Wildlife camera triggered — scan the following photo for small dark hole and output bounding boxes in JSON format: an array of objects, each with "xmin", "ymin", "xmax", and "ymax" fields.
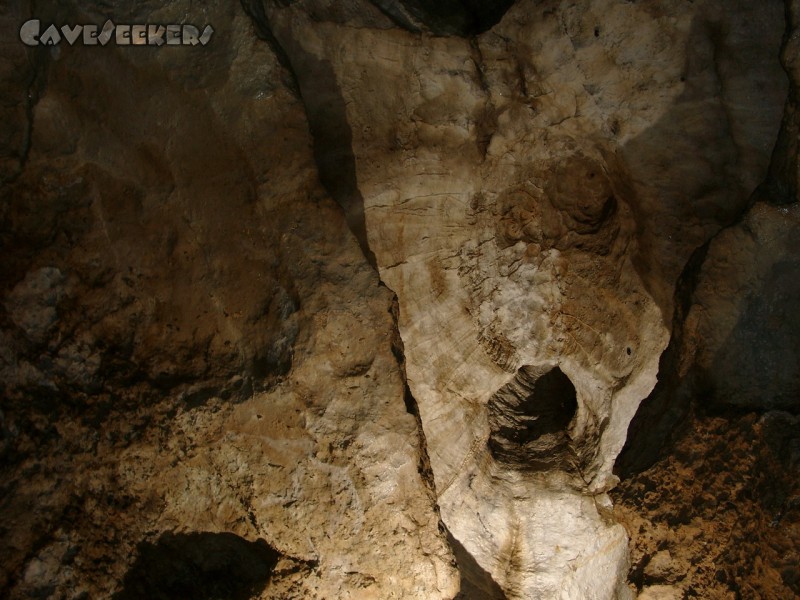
[
  {"xmin": 626, "ymin": 347, "xmax": 632, "ymax": 356},
  {"xmin": 594, "ymin": 27, "xmax": 600, "ymax": 37}
]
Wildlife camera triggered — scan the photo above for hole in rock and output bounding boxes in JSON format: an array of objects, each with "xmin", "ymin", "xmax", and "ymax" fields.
[
  {"xmin": 113, "ymin": 532, "xmax": 280, "ymax": 600},
  {"xmin": 488, "ymin": 365, "xmax": 579, "ymax": 472}
]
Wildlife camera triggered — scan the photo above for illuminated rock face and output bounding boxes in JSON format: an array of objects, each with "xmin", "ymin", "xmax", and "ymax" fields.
[
  {"xmin": 0, "ymin": 2, "xmax": 457, "ymax": 599},
  {"xmin": 260, "ymin": 0, "xmax": 787, "ymax": 597},
  {"xmin": 0, "ymin": 0, "xmax": 794, "ymax": 599}
]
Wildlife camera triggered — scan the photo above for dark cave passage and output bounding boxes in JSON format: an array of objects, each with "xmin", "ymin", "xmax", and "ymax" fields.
[{"xmin": 488, "ymin": 365, "xmax": 579, "ymax": 472}]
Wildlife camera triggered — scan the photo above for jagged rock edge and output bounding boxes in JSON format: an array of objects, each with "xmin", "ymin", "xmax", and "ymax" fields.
[{"xmin": 237, "ymin": 3, "xmax": 461, "ymax": 593}]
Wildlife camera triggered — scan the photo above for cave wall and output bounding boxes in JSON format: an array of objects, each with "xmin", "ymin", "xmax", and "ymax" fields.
[
  {"xmin": 251, "ymin": 0, "xmax": 790, "ymax": 597},
  {"xmin": 0, "ymin": 0, "xmax": 797, "ymax": 599},
  {"xmin": 612, "ymin": 2, "xmax": 800, "ymax": 598},
  {"xmin": 0, "ymin": 2, "xmax": 457, "ymax": 598}
]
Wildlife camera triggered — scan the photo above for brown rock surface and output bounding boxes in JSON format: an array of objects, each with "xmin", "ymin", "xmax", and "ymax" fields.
[
  {"xmin": 255, "ymin": 0, "xmax": 788, "ymax": 596},
  {"xmin": 613, "ymin": 411, "xmax": 800, "ymax": 599},
  {"xmin": 0, "ymin": 1, "xmax": 457, "ymax": 598},
  {"xmin": 615, "ymin": 2, "xmax": 800, "ymax": 596},
  {"xmin": 0, "ymin": 0, "xmax": 797, "ymax": 598}
]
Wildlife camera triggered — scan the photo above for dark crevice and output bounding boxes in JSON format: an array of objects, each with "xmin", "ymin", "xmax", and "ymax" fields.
[
  {"xmin": 368, "ymin": 0, "xmax": 516, "ymax": 37},
  {"xmin": 239, "ymin": 1, "xmax": 377, "ymax": 269},
  {"xmin": 488, "ymin": 365, "xmax": 580, "ymax": 473},
  {"xmin": 616, "ymin": 162, "xmax": 788, "ymax": 477},
  {"xmin": 386, "ymin": 292, "xmax": 460, "ymax": 593},
  {"xmin": 238, "ymin": 0, "xmax": 301, "ymax": 97},
  {"xmin": 614, "ymin": 239, "xmax": 711, "ymax": 477},
  {"xmin": 387, "ymin": 293, "xmax": 438, "ymax": 495},
  {"xmin": 469, "ymin": 39, "xmax": 497, "ymax": 160},
  {"xmin": 14, "ymin": 59, "xmax": 40, "ymax": 182},
  {"xmin": 758, "ymin": 110, "xmax": 799, "ymax": 206}
]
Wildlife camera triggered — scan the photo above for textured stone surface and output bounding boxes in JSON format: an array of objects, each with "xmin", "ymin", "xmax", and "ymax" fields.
[
  {"xmin": 612, "ymin": 3, "xmax": 800, "ymax": 596},
  {"xmin": 0, "ymin": 0, "xmax": 796, "ymax": 598},
  {"xmin": 0, "ymin": 2, "xmax": 457, "ymax": 598},
  {"xmin": 258, "ymin": 0, "xmax": 788, "ymax": 597},
  {"xmin": 637, "ymin": 586, "xmax": 683, "ymax": 600},
  {"xmin": 681, "ymin": 202, "xmax": 800, "ymax": 411},
  {"xmin": 613, "ymin": 412, "xmax": 800, "ymax": 598}
]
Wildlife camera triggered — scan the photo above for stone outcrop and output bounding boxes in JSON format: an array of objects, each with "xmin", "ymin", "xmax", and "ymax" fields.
[
  {"xmin": 613, "ymin": 412, "xmax": 800, "ymax": 598},
  {"xmin": 614, "ymin": 1, "xmax": 800, "ymax": 597},
  {"xmin": 1, "ymin": 0, "xmax": 797, "ymax": 598},
  {"xmin": 255, "ymin": 0, "xmax": 788, "ymax": 597},
  {"xmin": 0, "ymin": 2, "xmax": 457, "ymax": 598}
]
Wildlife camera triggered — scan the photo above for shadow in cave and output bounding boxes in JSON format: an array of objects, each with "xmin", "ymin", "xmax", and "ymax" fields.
[
  {"xmin": 369, "ymin": 0, "xmax": 517, "ymax": 36},
  {"xmin": 614, "ymin": 6, "xmax": 789, "ymax": 475},
  {"xmin": 113, "ymin": 532, "xmax": 280, "ymax": 600},
  {"xmin": 301, "ymin": 55, "xmax": 378, "ymax": 269},
  {"xmin": 447, "ymin": 529, "xmax": 507, "ymax": 600},
  {"xmin": 617, "ymin": 11, "xmax": 787, "ymax": 313},
  {"xmin": 238, "ymin": 1, "xmax": 377, "ymax": 269}
]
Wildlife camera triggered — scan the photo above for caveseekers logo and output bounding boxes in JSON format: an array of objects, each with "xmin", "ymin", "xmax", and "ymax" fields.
[{"xmin": 20, "ymin": 19, "xmax": 214, "ymax": 46}]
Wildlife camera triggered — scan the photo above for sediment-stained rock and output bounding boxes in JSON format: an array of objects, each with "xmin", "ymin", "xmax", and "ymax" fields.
[
  {"xmin": 260, "ymin": 0, "xmax": 786, "ymax": 596},
  {"xmin": 1, "ymin": 0, "xmax": 794, "ymax": 598},
  {"xmin": 0, "ymin": 2, "xmax": 457, "ymax": 598}
]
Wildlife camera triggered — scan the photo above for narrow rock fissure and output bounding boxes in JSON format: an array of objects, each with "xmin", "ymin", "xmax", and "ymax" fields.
[
  {"xmin": 238, "ymin": 7, "xmax": 473, "ymax": 594},
  {"xmin": 238, "ymin": 0, "xmax": 301, "ymax": 97},
  {"xmin": 368, "ymin": 0, "xmax": 517, "ymax": 37},
  {"xmin": 237, "ymin": 2, "xmax": 446, "ymax": 522},
  {"xmin": 387, "ymin": 294, "xmax": 443, "ymax": 514}
]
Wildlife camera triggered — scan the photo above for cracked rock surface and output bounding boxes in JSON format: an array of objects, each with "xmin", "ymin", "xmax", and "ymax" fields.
[
  {"xmin": 257, "ymin": 0, "xmax": 788, "ymax": 597},
  {"xmin": 0, "ymin": 1, "xmax": 457, "ymax": 598},
  {"xmin": 1, "ymin": 0, "xmax": 797, "ymax": 598}
]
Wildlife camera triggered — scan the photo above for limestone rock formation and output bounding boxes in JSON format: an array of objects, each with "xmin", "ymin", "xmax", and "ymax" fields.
[
  {"xmin": 1, "ymin": 0, "xmax": 798, "ymax": 598},
  {"xmin": 613, "ymin": 411, "xmax": 800, "ymax": 598},
  {"xmin": 0, "ymin": 1, "xmax": 457, "ymax": 598},
  {"xmin": 257, "ymin": 0, "xmax": 788, "ymax": 597},
  {"xmin": 614, "ymin": 1, "xmax": 800, "ymax": 597}
]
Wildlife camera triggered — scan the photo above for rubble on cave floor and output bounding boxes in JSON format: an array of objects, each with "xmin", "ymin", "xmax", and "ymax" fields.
[{"xmin": 612, "ymin": 410, "xmax": 800, "ymax": 599}]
